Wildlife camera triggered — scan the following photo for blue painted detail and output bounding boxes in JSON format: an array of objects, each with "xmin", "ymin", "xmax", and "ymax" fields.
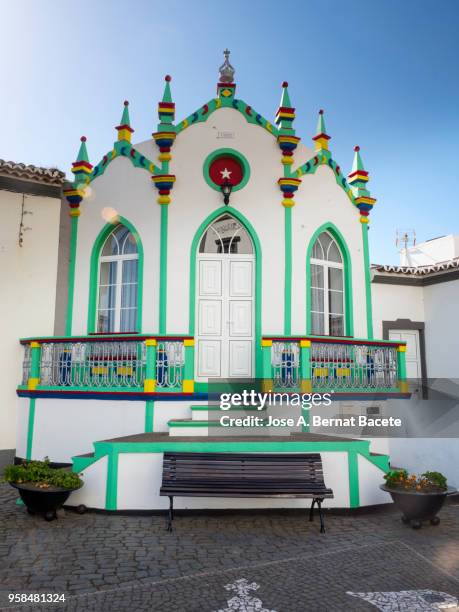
[
  {"xmin": 191, "ymin": 112, "xmax": 198, "ymax": 123},
  {"xmin": 255, "ymin": 114, "xmax": 262, "ymax": 125}
]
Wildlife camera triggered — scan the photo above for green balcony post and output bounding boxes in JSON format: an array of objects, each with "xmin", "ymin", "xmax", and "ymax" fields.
[
  {"xmin": 299, "ymin": 339, "xmax": 312, "ymax": 432},
  {"xmin": 397, "ymin": 344, "xmax": 408, "ymax": 393},
  {"xmin": 28, "ymin": 341, "xmax": 41, "ymax": 390},
  {"xmin": 261, "ymin": 339, "xmax": 273, "ymax": 392},
  {"xmin": 144, "ymin": 339, "xmax": 157, "ymax": 393},
  {"xmin": 182, "ymin": 338, "xmax": 195, "ymax": 393}
]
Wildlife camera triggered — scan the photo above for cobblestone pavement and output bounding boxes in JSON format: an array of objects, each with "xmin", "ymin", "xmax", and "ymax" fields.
[{"xmin": 0, "ymin": 483, "xmax": 458, "ymax": 611}]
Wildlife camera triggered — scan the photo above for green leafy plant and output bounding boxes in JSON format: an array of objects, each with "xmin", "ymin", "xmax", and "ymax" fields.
[
  {"xmin": 3, "ymin": 459, "xmax": 82, "ymax": 490},
  {"xmin": 384, "ymin": 468, "xmax": 447, "ymax": 492}
]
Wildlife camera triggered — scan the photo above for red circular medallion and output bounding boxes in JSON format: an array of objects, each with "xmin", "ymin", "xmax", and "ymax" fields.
[{"xmin": 208, "ymin": 156, "xmax": 243, "ymax": 187}]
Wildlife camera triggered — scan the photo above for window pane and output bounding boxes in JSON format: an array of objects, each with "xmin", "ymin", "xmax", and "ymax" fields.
[
  {"xmin": 329, "ymin": 290, "xmax": 344, "ymax": 314},
  {"xmin": 311, "ymin": 312, "xmax": 325, "ymax": 335},
  {"xmin": 99, "ymin": 261, "xmax": 117, "ymax": 286},
  {"xmin": 121, "ymin": 283, "xmax": 138, "ymax": 308},
  {"xmin": 328, "ymin": 267, "xmax": 343, "ymax": 290},
  {"xmin": 120, "ymin": 308, "xmax": 137, "ymax": 332},
  {"xmin": 329, "ymin": 314, "xmax": 344, "ymax": 336},
  {"xmin": 311, "ymin": 264, "xmax": 324, "ymax": 288},
  {"xmin": 199, "ymin": 214, "xmax": 253, "ymax": 254},
  {"xmin": 101, "ymin": 232, "xmax": 120, "ymax": 256},
  {"xmin": 97, "ymin": 309, "xmax": 115, "ymax": 333},
  {"xmin": 98, "ymin": 284, "xmax": 116, "ymax": 310},
  {"xmin": 122, "ymin": 259, "xmax": 138, "ymax": 284},
  {"xmin": 311, "ymin": 286, "xmax": 324, "ymax": 313},
  {"xmin": 312, "ymin": 237, "xmax": 325, "ymax": 260},
  {"xmin": 327, "ymin": 240, "xmax": 342, "ymax": 263},
  {"xmin": 121, "ymin": 231, "xmax": 138, "ymax": 255}
]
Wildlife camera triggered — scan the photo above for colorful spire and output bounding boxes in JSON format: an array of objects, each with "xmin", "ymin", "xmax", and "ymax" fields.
[
  {"xmin": 158, "ymin": 75, "xmax": 175, "ymax": 125},
  {"xmin": 312, "ymin": 110, "xmax": 331, "ymax": 151},
  {"xmin": 275, "ymin": 81, "xmax": 295, "ymax": 130},
  {"xmin": 71, "ymin": 136, "xmax": 92, "ymax": 179},
  {"xmin": 116, "ymin": 101, "xmax": 134, "ymax": 142},
  {"xmin": 348, "ymin": 146, "xmax": 376, "ymax": 222},
  {"xmin": 217, "ymin": 49, "xmax": 236, "ymax": 99}
]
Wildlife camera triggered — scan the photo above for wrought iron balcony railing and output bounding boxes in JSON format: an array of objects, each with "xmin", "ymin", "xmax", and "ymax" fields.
[{"xmin": 262, "ymin": 335, "xmax": 407, "ymax": 394}]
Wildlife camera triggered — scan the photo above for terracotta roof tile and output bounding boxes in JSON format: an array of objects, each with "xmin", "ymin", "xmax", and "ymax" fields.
[{"xmin": 0, "ymin": 159, "xmax": 65, "ymax": 185}]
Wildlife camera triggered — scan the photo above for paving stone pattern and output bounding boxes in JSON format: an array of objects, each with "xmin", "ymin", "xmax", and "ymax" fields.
[{"xmin": 0, "ymin": 484, "xmax": 458, "ymax": 611}]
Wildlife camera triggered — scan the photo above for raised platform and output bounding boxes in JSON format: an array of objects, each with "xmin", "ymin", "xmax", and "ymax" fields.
[{"xmin": 68, "ymin": 431, "xmax": 391, "ymax": 512}]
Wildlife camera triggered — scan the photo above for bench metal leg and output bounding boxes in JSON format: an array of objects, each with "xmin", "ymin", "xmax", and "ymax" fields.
[
  {"xmin": 317, "ymin": 499, "xmax": 325, "ymax": 534},
  {"xmin": 309, "ymin": 498, "xmax": 316, "ymax": 522},
  {"xmin": 166, "ymin": 495, "xmax": 174, "ymax": 532}
]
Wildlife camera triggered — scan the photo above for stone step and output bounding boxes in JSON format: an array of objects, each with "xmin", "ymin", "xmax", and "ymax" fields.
[{"xmin": 168, "ymin": 418, "xmax": 301, "ymax": 437}]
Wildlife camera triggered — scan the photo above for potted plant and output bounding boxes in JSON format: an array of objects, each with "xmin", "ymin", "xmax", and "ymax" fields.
[
  {"xmin": 4, "ymin": 459, "xmax": 83, "ymax": 521},
  {"xmin": 380, "ymin": 469, "xmax": 456, "ymax": 529}
]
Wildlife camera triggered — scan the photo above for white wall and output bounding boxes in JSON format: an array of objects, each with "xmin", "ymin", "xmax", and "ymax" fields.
[
  {"xmin": 0, "ymin": 190, "xmax": 61, "ymax": 451},
  {"xmin": 423, "ymin": 280, "xmax": 459, "ymax": 378},
  {"xmin": 400, "ymin": 234, "xmax": 459, "ymax": 266},
  {"xmin": 371, "ymin": 281, "xmax": 425, "ymax": 339}
]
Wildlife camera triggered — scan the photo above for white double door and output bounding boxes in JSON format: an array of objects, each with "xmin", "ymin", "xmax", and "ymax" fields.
[{"xmin": 196, "ymin": 254, "xmax": 254, "ymax": 380}]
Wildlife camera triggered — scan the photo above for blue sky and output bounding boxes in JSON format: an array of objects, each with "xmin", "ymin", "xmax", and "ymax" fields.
[{"xmin": 2, "ymin": 0, "xmax": 458, "ymax": 263}]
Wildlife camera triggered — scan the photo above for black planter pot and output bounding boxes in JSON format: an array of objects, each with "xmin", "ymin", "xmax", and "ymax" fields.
[
  {"xmin": 380, "ymin": 484, "xmax": 456, "ymax": 529},
  {"xmin": 10, "ymin": 483, "xmax": 82, "ymax": 521}
]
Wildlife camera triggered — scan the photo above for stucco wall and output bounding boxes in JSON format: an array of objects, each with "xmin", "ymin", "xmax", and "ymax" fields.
[
  {"xmin": 71, "ymin": 106, "xmax": 368, "ymax": 341},
  {"xmin": 371, "ymin": 282, "xmax": 425, "ymax": 339},
  {"xmin": 0, "ymin": 190, "xmax": 61, "ymax": 451}
]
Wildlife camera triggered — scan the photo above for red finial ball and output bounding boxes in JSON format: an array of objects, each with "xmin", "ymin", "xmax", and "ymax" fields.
[
  {"xmin": 354, "ymin": 145, "xmax": 360, "ymax": 152},
  {"xmin": 319, "ymin": 109, "xmax": 324, "ymax": 115},
  {"xmin": 165, "ymin": 75, "xmax": 171, "ymax": 82},
  {"xmin": 80, "ymin": 136, "xmax": 87, "ymax": 142},
  {"xmin": 282, "ymin": 81, "xmax": 288, "ymax": 87},
  {"xmin": 124, "ymin": 100, "xmax": 129, "ymax": 106}
]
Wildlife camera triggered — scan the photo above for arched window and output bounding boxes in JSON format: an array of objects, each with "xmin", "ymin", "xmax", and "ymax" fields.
[
  {"xmin": 199, "ymin": 213, "xmax": 253, "ymax": 254},
  {"xmin": 310, "ymin": 231, "xmax": 344, "ymax": 336},
  {"xmin": 97, "ymin": 224, "xmax": 139, "ymax": 333}
]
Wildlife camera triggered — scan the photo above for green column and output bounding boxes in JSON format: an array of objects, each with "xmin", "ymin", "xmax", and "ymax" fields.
[
  {"xmin": 159, "ymin": 205, "xmax": 168, "ymax": 334},
  {"xmin": 28, "ymin": 341, "xmax": 41, "ymax": 390},
  {"xmin": 284, "ymin": 205, "xmax": 292, "ymax": 335},
  {"xmin": 66, "ymin": 209, "xmax": 80, "ymax": 336},
  {"xmin": 144, "ymin": 339, "xmax": 157, "ymax": 392},
  {"xmin": 348, "ymin": 451, "xmax": 360, "ymax": 508},
  {"xmin": 183, "ymin": 339, "xmax": 195, "ymax": 393},
  {"xmin": 145, "ymin": 401, "xmax": 154, "ymax": 432},
  {"xmin": 361, "ymin": 221, "xmax": 374, "ymax": 339},
  {"xmin": 300, "ymin": 340, "xmax": 312, "ymax": 432},
  {"xmin": 397, "ymin": 345, "xmax": 408, "ymax": 393},
  {"xmin": 26, "ymin": 398, "xmax": 36, "ymax": 460},
  {"xmin": 261, "ymin": 340, "xmax": 273, "ymax": 392}
]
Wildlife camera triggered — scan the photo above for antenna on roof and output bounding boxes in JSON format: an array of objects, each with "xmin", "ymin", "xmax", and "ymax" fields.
[{"xmin": 396, "ymin": 228, "xmax": 416, "ymax": 252}]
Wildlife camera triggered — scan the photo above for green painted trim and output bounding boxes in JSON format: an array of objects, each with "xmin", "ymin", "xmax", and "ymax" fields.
[
  {"xmin": 361, "ymin": 223, "xmax": 374, "ymax": 339},
  {"xmin": 26, "ymin": 398, "xmax": 36, "ymax": 460},
  {"xmin": 87, "ymin": 216, "xmax": 144, "ymax": 334},
  {"xmin": 168, "ymin": 420, "xmax": 221, "ymax": 427},
  {"xmin": 72, "ymin": 454, "xmax": 98, "ymax": 472},
  {"xmin": 189, "ymin": 206, "xmax": 263, "ymax": 377},
  {"xmin": 306, "ymin": 222, "xmax": 354, "ymax": 337},
  {"xmin": 145, "ymin": 400, "xmax": 154, "ymax": 432},
  {"xmin": 362, "ymin": 452, "xmax": 390, "ymax": 472},
  {"xmin": 94, "ymin": 438, "xmax": 370, "ymax": 459},
  {"xmin": 202, "ymin": 148, "xmax": 251, "ymax": 193},
  {"xmin": 159, "ymin": 205, "xmax": 168, "ymax": 333},
  {"xmin": 284, "ymin": 206, "xmax": 292, "ymax": 335},
  {"xmin": 176, "ymin": 98, "xmax": 279, "ymax": 138},
  {"xmin": 65, "ymin": 214, "xmax": 79, "ymax": 335},
  {"xmin": 293, "ymin": 155, "xmax": 356, "ymax": 207},
  {"xmin": 347, "ymin": 450, "xmax": 360, "ymax": 508},
  {"xmin": 105, "ymin": 449, "xmax": 118, "ymax": 510}
]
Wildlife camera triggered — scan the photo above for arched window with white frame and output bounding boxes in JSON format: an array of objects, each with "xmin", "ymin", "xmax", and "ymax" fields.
[
  {"xmin": 310, "ymin": 231, "xmax": 345, "ymax": 336},
  {"xmin": 97, "ymin": 224, "xmax": 139, "ymax": 333}
]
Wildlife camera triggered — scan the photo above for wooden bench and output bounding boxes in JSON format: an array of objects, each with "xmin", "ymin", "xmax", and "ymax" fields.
[{"xmin": 160, "ymin": 452, "xmax": 334, "ymax": 533}]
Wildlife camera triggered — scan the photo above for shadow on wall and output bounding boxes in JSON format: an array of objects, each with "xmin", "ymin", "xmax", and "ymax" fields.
[{"xmin": 0, "ymin": 449, "xmax": 15, "ymax": 476}]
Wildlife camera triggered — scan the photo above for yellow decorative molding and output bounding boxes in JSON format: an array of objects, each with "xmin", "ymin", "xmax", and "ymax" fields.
[
  {"xmin": 183, "ymin": 338, "xmax": 195, "ymax": 347},
  {"xmin": 261, "ymin": 379, "xmax": 273, "ymax": 393},
  {"xmin": 145, "ymin": 339, "xmax": 157, "ymax": 347},
  {"xmin": 399, "ymin": 380, "xmax": 409, "ymax": 393},
  {"xmin": 336, "ymin": 368, "xmax": 351, "ymax": 377},
  {"xmin": 261, "ymin": 339, "xmax": 273, "ymax": 347},
  {"xmin": 117, "ymin": 366, "xmax": 133, "ymax": 376},
  {"xmin": 157, "ymin": 195, "xmax": 171, "ymax": 205},
  {"xmin": 27, "ymin": 377, "xmax": 40, "ymax": 390},
  {"xmin": 282, "ymin": 198, "xmax": 295, "ymax": 208},
  {"xmin": 314, "ymin": 368, "xmax": 328, "ymax": 377},
  {"xmin": 300, "ymin": 380, "xmax": 312, "ymax": 393},
  {"xmin": 69, "ymin": 208, "xmax": 81, "ymax": 218},
  {"xmin": 182, "ymin": 380, "xmax": 194, "ymax": 393},
  {"xmin": 397, "ymin": 345, "xmax": 407, "ymax": 353},
  {"xmin": 30, "ymin": 341, "xmax": 41, "ymax": 349},
  {"xmin": 299, "ymin": 339, "xmax": 311, "ymax": 348},
  {"xmin": 144, "ymin": 378, "xmax": 156, "ymax": 393}
]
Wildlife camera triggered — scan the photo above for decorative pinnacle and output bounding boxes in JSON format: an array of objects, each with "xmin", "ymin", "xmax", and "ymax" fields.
[
  {"xmin": 165, "ymin": 75, "xmax": 171, "ymax": 82},
  {"xmin": 351, "ymin": 145, "xmax": 365, "ymax": 173},
  {"xmin": 162, "ymin": 76, "xmax": 173, "ymax": 103},
  {"xmin": 218, "ymin": 49, "xmax": 235, "ymax": 83},
  {"xmin": 75, "ymin": 136, "xmax": 89, "ymax": 163},
  {"xmin": 312, "ymin": 109, "xmax": 330, "ymax": 150}
]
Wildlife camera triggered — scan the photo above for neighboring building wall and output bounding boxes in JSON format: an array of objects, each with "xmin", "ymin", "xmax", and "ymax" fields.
[
  {"xmin": 423, "ymin": 279, "xmax": 459, "ymax": 378},
  {"xmin": 400, "ymin": 234, "xmax": 459, "ymax": 266},
  {"xmin": 371, "ymin": 282, "xmax": 425, "ymax": 339},
  {"xmin": 0, "ymin": 188, "xmax": 61, "ymax": 464}
]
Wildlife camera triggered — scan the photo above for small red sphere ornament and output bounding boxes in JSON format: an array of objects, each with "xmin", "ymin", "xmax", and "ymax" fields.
[{"xmin": 208, "ymin": 156, "xmax": 243, "ymax": 188}]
